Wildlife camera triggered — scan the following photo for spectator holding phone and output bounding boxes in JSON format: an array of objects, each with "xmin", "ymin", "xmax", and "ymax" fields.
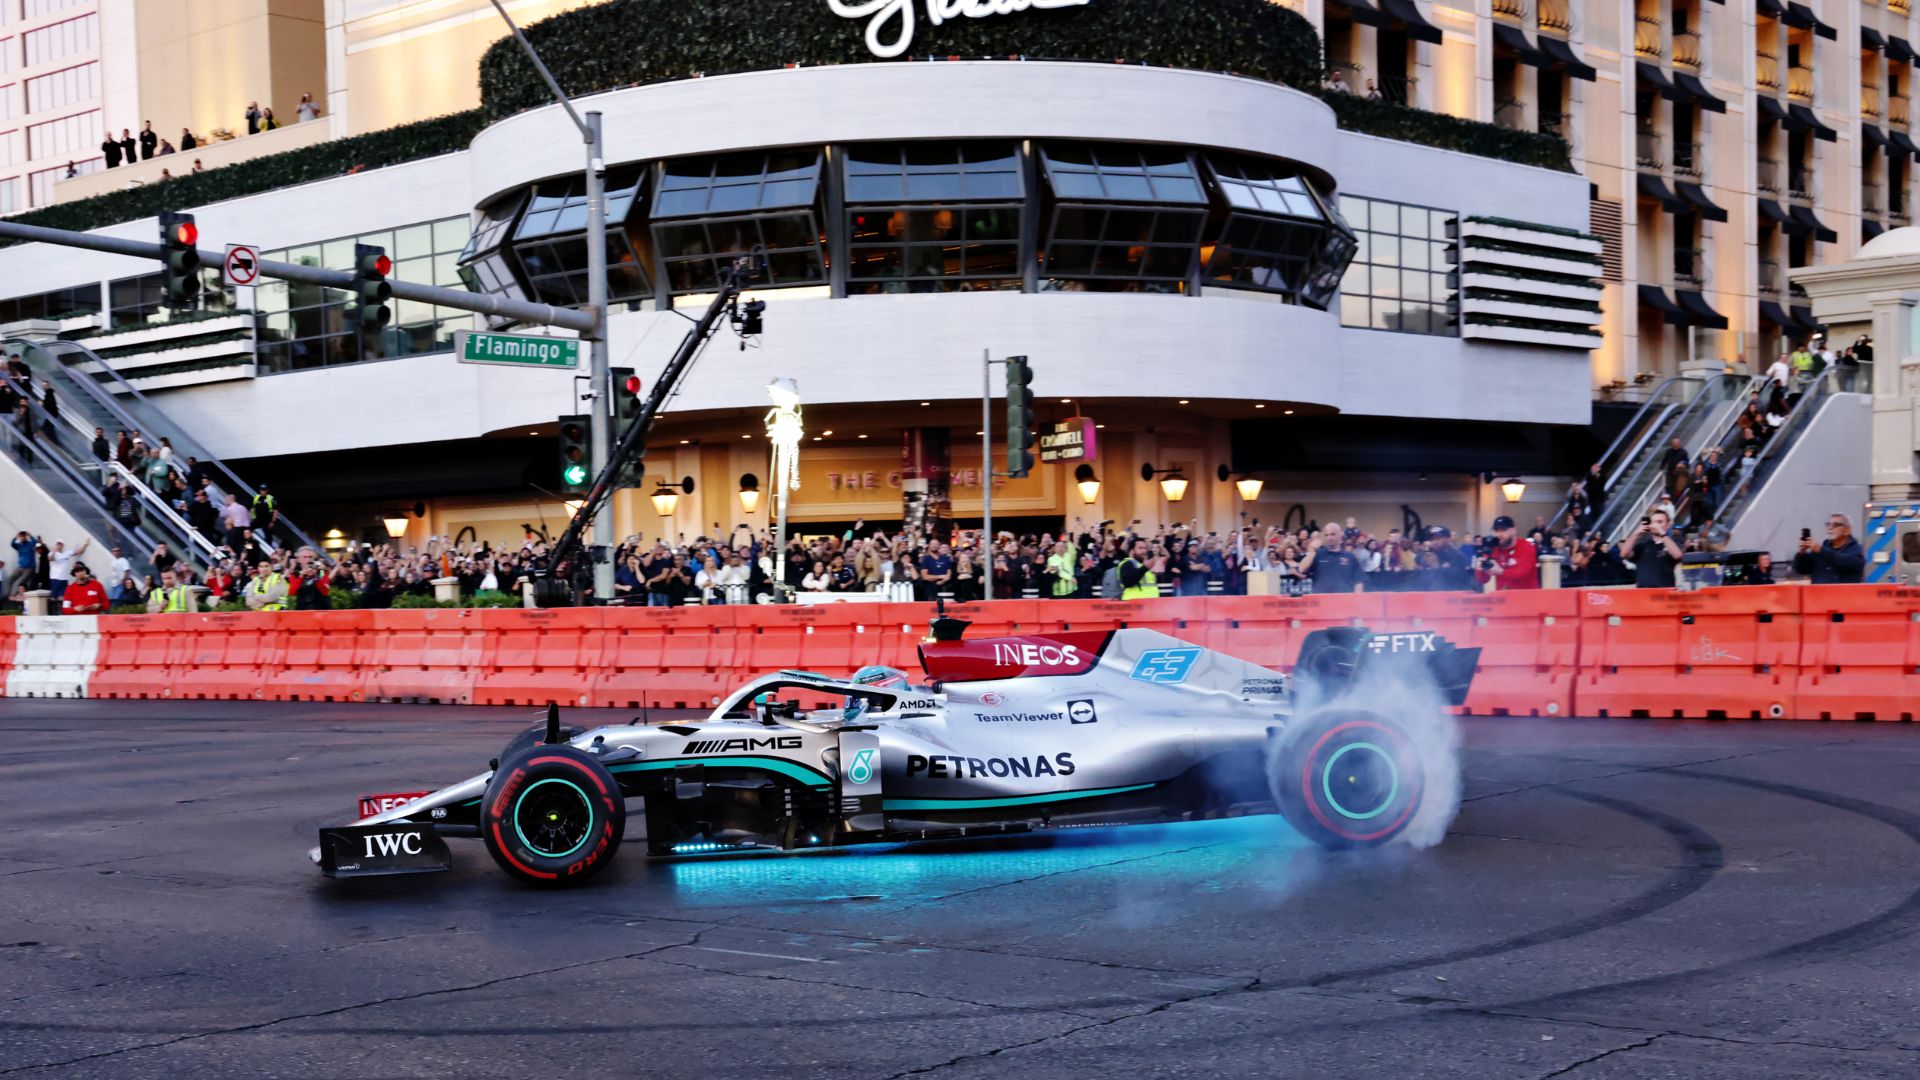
[
  {"xmin": 1299, "ymin": 523, "xmax": 1361, "ymax": 593},
  {"xmin": 1793, "ymin": 514, "xmax": 1865, "ymax": 584},
  {"xmin": 1616, "ymin": 509, "xmax": 1683, "ymax": 589}
]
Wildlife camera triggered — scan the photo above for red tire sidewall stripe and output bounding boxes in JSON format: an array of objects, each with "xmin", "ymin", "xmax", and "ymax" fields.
[
  {"xmin": 1298, "ymin": 719, "xmax": 1422, "ymax": 842},
  {"xmin": 488, "ymin": 755, "xmax": 615, "ymax": 879}
]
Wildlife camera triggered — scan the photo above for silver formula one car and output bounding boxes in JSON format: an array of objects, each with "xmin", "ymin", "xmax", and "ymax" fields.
[{"xmin": 313, "ymin": 614, "xmax": 1479, "ymax": 886}]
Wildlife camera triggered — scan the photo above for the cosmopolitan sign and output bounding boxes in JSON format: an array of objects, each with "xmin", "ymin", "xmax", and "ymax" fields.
[{"xmin": 828, "ymin": 0, "xmax": 1092, "ymax": 59}]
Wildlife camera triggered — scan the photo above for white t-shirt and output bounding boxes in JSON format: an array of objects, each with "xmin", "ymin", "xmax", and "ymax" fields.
[
  {"xmin": 111, "ymin": 555, "xmax": 131, "ymax": 582},
  {"xmin": 1766, "ymin": 360, "xmax": 1790, "ymax": 387},
  {"xmin": 49, "ymin": 547, "xmax": 76, "ymax": 581}
]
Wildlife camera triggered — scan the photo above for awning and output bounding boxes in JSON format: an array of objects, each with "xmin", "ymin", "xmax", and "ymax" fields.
[
  {"xmin": 1379, "ymin": 0, "xmax": 1443, "ymax": 44},
  {"xmin": 1792, "ymin": 306, "xmax": 1825, "ymax": 333},
  {"xmin": 1676, "ymin": 290, "xmax": 1729, "ymax": 330},
  {"xmin": 1864, "ymin": 27, "xmax": 1887, "ymax": 53},
  {"xmin": 1759, "ymin": 300, "xmax": 1796, "ymax": 328},
  {"xmin": 1790, "ymin": 203, "xmax": 1838, "ymax": 243},
  {"xmin": 1781, "ymin": 1, "xmax": 1812, "ymax": 28},
  {"xmin": 1864, "ymin": 218, "xmax": 1887, "ymax": 241},
  {"xmin": 1639, "ymin": 285, "xmax": 1688, "ymax": 327},
  {"xmin": 1790, "ymin": 103, "xmax": 1838, "ymax": 142},
  {"xmin": 1891, "ymin": 37, "xmax": 1918, "ymax": 65},
  {"xmin": 1756, "ymin": 0, "xmax": 1784, "ymax": 16},
  {"xmin": 1638, "ymin": 173, "xmax": 1686, "ymax": 212},
  {"xmin": 1758, "ymin": 95, "xmax": 1792, "ymax": 126},
  {"xmin": 1891, "ymin": 129, "xmax": 1920, "ymax": 161},
  {"xmin": 1325, "ymin": 0, "xmax": 1388, "ymax": 27},
  {"xmin": 1637, "ymin": 61, "xmax": 1683, "ymax": 102},
  {"xmin": 1673, "ymin": 71, "xmax": 1726, "ymax": 113},
  {"xmin": 1538, "ymin": 35, "xmax": 1597, "ymax": 82},
  {"xmin": 1675, "ymin": 181, "xmax": 1729, "ymax": 223},
  {"xmin": 1492, "ymin": 22, "xmax": 1549, "ymax": 67},
  {"xmin": 1758, "ymin": 198, "xmax": 1807, "ymax": 234},
  {"xmin": 1863, "ymin": 123, "xmax": 1889, "ymax": 148}
]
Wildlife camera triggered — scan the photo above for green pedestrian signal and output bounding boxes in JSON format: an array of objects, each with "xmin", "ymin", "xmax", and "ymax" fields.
[{"xmin": 557, "ymin": 415, "xmax": 591, "ymax": 494}]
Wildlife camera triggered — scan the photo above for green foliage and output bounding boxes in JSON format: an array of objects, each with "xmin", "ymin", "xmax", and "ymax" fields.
[
  {"xmin": 214, "ymin": 597, "xmax": 249, "ymax": 612},
  {"xmin": 330, "ymin": 586, "xmax": 358, "ymax": 609},
  {"xmin": 0, "ymin": 110, "xmax": 486, "ymax": 250},
  {"xmin": 467, "ymin": 590, "xmax": 521, "ymax": 608},
  {"xmin": 1318, "ymin": 92, "xmax": 1573, "ymax": 173},
  {"xmin": 107, "ymin": 603, "xmax": 146, "ymax": 615},
  {"xmin": 391, "ymin": 592, "xmax": 455, "ymax": 609},
  {"xmin": 477, "ymin": 0, "xmax": 1324, "ymax": 120}
]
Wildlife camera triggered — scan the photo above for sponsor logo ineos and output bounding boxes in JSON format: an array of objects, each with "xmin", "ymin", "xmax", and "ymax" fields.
[{"xmin": 991, "ymin": 642, "xmax": 1084, "ymax": 668}]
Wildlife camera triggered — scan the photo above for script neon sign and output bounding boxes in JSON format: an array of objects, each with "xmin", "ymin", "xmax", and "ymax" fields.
[{"xmin": 828, "ymin": 0, "xmax": 1093, "ymax": 59}]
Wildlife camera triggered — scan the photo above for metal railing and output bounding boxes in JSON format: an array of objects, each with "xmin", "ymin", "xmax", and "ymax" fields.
[
  {"xmin": 1708, "ymin": 367, "xmax": 1864, "ymax": 546},
  {"xmin": 1635, "ymin": 15, "xmax": 1664, "ymax": 58},
  {"xmin": 1759, "ymin": 259, "xmax": 1783, "ymax": 296},
  {"xmin": 1893, "ymin": 96, "xmax": 1911, "ymax": 128},
  {"xmin": 0, "ymin": 388, "xmax": 166, "ymax": 579},
  {"xmin": 1546, "ymin": 375, "xmax": 1699, "ymax": 535},
  {"xmin": 1538, "ymin": 0, "xmax": 1572, "ymax": 33},
  {"xmin": 1495, "ymin": 99, "xmax": 1527, "ymax": 131},
  {"xmin": 1673, "ymin": 30, "xmax": 1701, "ymax": 69},
  {"xmin": 1895, "ymin": 0, "xmax": 1912, "ymax": 16},
  {"xmin": 1492, "ymin": 0, "xmax": 1528, "ymax": 20},
  {"xmin": 1864, "ymin": 181, "xmax": 1885, "ymax": 216},
  {"xmin": 1538, "ymin": 111, "xmax": 1568, "ymax": 138},
  {"xmin": 1637, "ymin": 128, "xmax": 1665, "ymax": 170},
  {"xmin": 1758, "ymin": 157, "xmax": 1782, "ymax": 193},
  {"xmin": 1863, "ymin": 84, "xmax": 1883, "ymax": 120},
  {"xmin": 1377, "ymin": 74, "xmax": 1416, "ymax": 105},
  {"xmin": 1787, "ymin": 65, "xmax": 1814, "ymax": 103},
  {"xmin": 1593, "ymin": 375, "xmax": 1755, "ymax": 543},
  {"xmin": 1674, "ymin": 140, "xmax": 1703, "ymax": 178},
  {"xmin": 1757, "ymin": 55, "xmax": 1782, "ymax": 93},
  {"xmin": 1673, "ymin": 247, "xmax": 1705, "ymax": 287}
]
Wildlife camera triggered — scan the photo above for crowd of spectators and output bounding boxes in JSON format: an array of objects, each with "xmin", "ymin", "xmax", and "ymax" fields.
[{"xmin": 91, "ymin": 95, "xmax": 323, "ymax": 185}]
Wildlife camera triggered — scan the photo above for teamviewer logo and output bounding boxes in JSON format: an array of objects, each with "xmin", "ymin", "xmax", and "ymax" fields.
[
  {"xmin": 1067, "ymin": 699, "xmax": 1097, "ymax": 724},
  {"xmin": 1129, "ymin": 648, "xmax": 1200, "ymax": 684}
]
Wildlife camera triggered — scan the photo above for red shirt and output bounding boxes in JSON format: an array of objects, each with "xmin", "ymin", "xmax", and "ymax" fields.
[
  {"xmin": 1474, "ymin": 537, "xmax": 1540, "ymax": 590},
  {"xmin": 61, "ymin": 578, "xmax": 110, "ymax": 614}
]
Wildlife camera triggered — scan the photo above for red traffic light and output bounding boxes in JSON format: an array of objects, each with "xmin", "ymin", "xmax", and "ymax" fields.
[
  {"xmin": 623, "ymin": 375, "xmax": 642, "ymax": 395},
  {"xmin": 173, "ymin": 221, "xmax": 198, "ymax": 246},
  {"xmin": 373, "ymin": 253, "xmax": 392, "ymax": 276}
]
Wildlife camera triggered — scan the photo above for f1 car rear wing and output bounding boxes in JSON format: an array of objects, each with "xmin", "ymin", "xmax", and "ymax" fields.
[{"xmin": 1294, "ymin": 627, "xmax": 1480, "ymax": 707}]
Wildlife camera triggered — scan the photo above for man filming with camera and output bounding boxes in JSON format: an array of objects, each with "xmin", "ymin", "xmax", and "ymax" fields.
[
  {"xmin": 1615, "ymin": 508, "xmax": 1684, "ymax": 589},
  {"xmin": 1473, "ymin": 515, "xmax": 1539, "ymax": 591}
]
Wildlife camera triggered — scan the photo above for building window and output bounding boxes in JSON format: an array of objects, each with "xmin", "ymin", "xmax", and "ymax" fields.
[
  {"xmin": 652, "ymin": 149, "xmax": 826, "ymax": 297},
  {"xmin": 1337, "ymin": 195, "xmax": 1458, "ymax": 336},
  {"xmin": 23, "ymin": 0, "xmax": 84, "ymax": 19},
  {"xmin": 843, "ymin": 141, "xmax": 1023, "ymax": 292},
  {"xmin": 510, "ymin": 168, "xmax": 651, "ymax": 307},
  {"xmin": 1200, "ymin": 155, "xmax": 1355, "ymax": 309},
  {"xmin": 22, "ymin": 13, "xmax": 94, "ymax": 68},
  {"xmin": 24, "ymin": 60, "xmax": 93, "ymax": 114},
  {"xmin": 0, "ymin": 176, "xmax": 18, "ymax": 213},
  {"xmin": 257, "ymin": 217, "xmax": 472, "ymax": 373},
  {"xmin": 0, "ymin": 282, "xmax": 98, "ymax": 324},
  {"xmin": 25, "ymin": 105, "xmax": 92, "ymax": 159},
  {"xmin": 107, "ymin": 268, "xmax": 236, "ymax": 329},
  {"xmin": 457, "ymin": 192, "xmax": 531, "ymax": 307},
  {"xmin": 26, "ymin": 155, "xmax": 91, "ymax": 206},
  {"xmin": 1037, "ymin": 143, "xmax": 1208, "ymax": 292}
]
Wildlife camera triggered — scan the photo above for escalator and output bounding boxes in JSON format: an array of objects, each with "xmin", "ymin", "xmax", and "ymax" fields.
[
  {"xmin": 1707, "ymin": 367, "xmax": 1870, "ymax": 554},
  {"xmin": 0, "ymin": 384, "xmax": 173, "ymax": 580},
  {"xmin": 3, "ymin": 336, "xmax": 320, "ymax": 558}
]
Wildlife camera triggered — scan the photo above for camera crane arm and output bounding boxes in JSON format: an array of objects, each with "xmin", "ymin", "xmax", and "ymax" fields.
[{"xmin": 543, "ymin": 252, "xmax": 763, "ymax": 586}]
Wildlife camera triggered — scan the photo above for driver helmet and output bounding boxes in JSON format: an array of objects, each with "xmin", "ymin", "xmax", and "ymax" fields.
[{"xmin": 844, "ymin": 664, "xmax": 909, "ymax": 721}]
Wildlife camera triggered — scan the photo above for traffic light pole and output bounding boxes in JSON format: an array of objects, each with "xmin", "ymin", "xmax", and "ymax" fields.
[
  {"xmin": 981, "ymin": 348, "xmax": 996, "ymax": 602},
  {"xmin": 584, "ymin": 111, "xmax": 615, "ymax": 601}
]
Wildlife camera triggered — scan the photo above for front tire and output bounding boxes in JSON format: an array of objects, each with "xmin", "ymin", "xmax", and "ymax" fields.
[
  {"xmin": 1273, "ymin": 708, "xmax": 1422, "ymax": 849},
  {"xmin": 482, "ymin": 745, "xmax": 624, "ymax": 886}
]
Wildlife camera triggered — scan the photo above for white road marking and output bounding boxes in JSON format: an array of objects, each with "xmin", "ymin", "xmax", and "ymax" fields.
[{"xmin": 688, "ymin": 946, "xmax": 830, "ymax": 963}]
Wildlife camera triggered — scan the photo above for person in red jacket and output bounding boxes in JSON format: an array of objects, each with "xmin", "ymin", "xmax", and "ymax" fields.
[
  {"xmin": 60, "ymin": 562, "xmax": 110, "ymax": 614},
  {"xmin": 1473, "ymin": 515, "xmax": 1540, "ymax": 591}
]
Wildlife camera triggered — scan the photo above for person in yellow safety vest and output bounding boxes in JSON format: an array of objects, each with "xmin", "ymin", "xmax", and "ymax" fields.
[
  {"xmin": 244, "ymin": 558, "xmax": 288, "ymax": 611},
  {"xmin": 1118, "ymin": 538, "xmax": 1164, "ymax": 600},
  {"xmin": 1046, "ymin": 541, "xmax": 1078, "ymax": 599},
  {"xmin": 145, "ymin": 568, "xmax": 198, "ymax": 614}
]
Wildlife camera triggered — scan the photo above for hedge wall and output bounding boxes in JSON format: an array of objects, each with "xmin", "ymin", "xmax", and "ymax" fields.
[
  {"xmin": 1319, "ymin": 93, "xmax": 1571, "ymax": 172},
  {"xmin": 0, "ymin": 110, "xmax": 486, "ymax": 249},
  {"xmin": 476, "ymin": 0, "xmax": 1325, "ymax": 120}
]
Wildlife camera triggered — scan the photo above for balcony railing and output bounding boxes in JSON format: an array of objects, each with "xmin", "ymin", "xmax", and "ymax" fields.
[
  {"xmin": 1674, "ymin": 141, "xmax": 1703, "ymax": 178},
  {"xmin": 1893, "ymin": 95, "xmax": 1911, "ymax": 128},
  {"xmin": 1864, "ymin": 181, "xmax": 1885, "ymax": 216},
  {"xmin": 1896, "ymin": 0, "xmax": 1912, "ymax": 15},
  {"xmin": 1757, "ymin": 54, "xmax": 1782, "ymax": 92},
  {"xmin": 1896, "ymin": 209, "xmax": 1915, "ymax": 226},
  {"xmin": 1759, "ymin": 260, "xmax": 1783, "ymax": 296},
  {"xmin": 1492, "ymin": 0, "xmax": 1528, "ymax": 21},
  {"xmin": 1637, "ymin": 129, "xmax": 1665, "ymax": 171},
  {"xmin": 1788, "ymin": 169, "xmax": 1811, "ymax": 202},
  {"xmin": 1758, "ymin": 157, "xmax": 1782, "ymax": 193},
  {"xmin": 1495, "ymin": 98, "xmax": 1527, "ymax": 130},
  {"xmin": 1330, "ymin": 59, "xmax": 1365, "ymax": 87},
  {"xmin": 1378, "ymin": 74, "xmax": 1416, "ymax": 105},
  {"xmin": 1539, "ymin": 111, "xmax": 1568, "ymax": 138},
  {"xmin": 1538, "ymin": 0, "xmax": 1572, "ymax": 34},
  {"xmin": 1864, "ymin": 84, "xmax": 1883, "ymax": 120},
  {"xmin": 1788, "ymin": 65, "xmax": 1815, "ymax": 102},
  {"xmin": 1673, "ymin": 248, "xmax": 1705, "ymax": 288},
  {"xmin": 1673, "ymin": 30, "xmax": 1701, "ymax": 70},
  {"xmin": 1635, "ymin": 15, "xmax": 1664, "ymax": 59}
]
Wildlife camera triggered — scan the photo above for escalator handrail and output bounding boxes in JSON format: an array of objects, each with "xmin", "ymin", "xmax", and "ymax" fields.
[
  {"xmin": 8, "ymin": 336, "xmax": 320, "ymax": 555},
  {"xmin": 0, "ymin": 410, "xmax": 163, "ymax": 574},
  {"xmin": 1711, "ymin": 375, "xmax": 1838, "ymax": 537},
  {"xmin": 101, "ymin": 459, "xmax": 224, "ymax": 564},
  {"xmin": 1543, "ymin": 376, "xmax": 1698, "ymax": 534},
  {"xmin": 1593, "ymin": 373, "xmax": 1751, "ymax": 541}
]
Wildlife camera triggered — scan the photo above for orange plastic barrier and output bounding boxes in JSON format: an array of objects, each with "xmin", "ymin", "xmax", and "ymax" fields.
[
  {"xmin": 1076, "ymin": 597, "xmax": 1211, "ymax": 641},
  {"xmin": 1796, "ymin": 585, "xmax": 1920, "ymax": 721},
  {"xmin": 470, "ymin": 608, "xmax": 601, "ymax": 707},
  {"xmin": 593, "ymin": 607, "xmax": 736, "ymax": 709},
  {"xmin": 88, "ymin": 614, "xmax": 191, "ymax": 699},
  {"xmin": 0, "ymin": 617, "xmax": 14, "ymax": 678},
  {"xmin": 1198, "ymin": 594, "xmax": 1389, "ymax": 670},
  {"xmin": 173, "ymin": 611, "xmax": 277, "ymax": 700},
  {"xmin": 1384, "ymin": 591, "xmax": 1580, "ymax": 717},
  {"xmin": 263, "ymin": 611, "xmax": 370, "ymax": 702},
  {"xmin": 364, "ymin": 609, "xmax": 483, "ymax": 704},
  {"xmin": 1575, "ymin": 586, "xmax": 1801, "ymax": 719}
]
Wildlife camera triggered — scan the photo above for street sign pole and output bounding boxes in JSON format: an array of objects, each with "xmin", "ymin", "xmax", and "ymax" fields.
[
  {"xmin": 585, "ymin": 110, "xmax": 614, "ymax": 602},
  {"xmin": 982, "ymin": 348, "xmax": 993, "ymax": 602}
]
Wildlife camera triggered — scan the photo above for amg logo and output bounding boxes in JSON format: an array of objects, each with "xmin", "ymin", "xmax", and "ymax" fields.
[
  {"xmin": 1366, "ymin": 632, "xmax": 1437, "ymax": 654},
  {"xmin": 684, "ymin": 736, "xmax": 805, "ymax": 754},
  {"xmin": 362, "ymin": 832, "xmax": 424, "ymax": 858}
]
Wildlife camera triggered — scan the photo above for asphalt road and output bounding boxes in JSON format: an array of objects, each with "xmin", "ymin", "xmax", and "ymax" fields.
[{"xmin": 1, "ymin": 700, "xmax": 1918, "ymax": 1078}]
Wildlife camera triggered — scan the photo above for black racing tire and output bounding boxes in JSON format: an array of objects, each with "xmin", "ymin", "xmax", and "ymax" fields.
[
  {"xmin": 1272, "ymin": 707, "xmax": 1423, "ymax": 850},
  {"xmin": 481, "ymin": 745, "xmax": 624, "ymax": 887},
  {"xmin": 498, "ymin": 722, "xmax": 584, "ymax": 766}
]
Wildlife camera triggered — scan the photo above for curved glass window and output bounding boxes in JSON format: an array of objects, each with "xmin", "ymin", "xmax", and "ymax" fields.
[
  {"xmin": 458, "ymin": 192, "xmax": 531, "ymax": 306},
  {"xmin": 510, "ymin": 169, "xmax": 652, "ymax": 307},
  {"xmin": 1038, "ymin": 144, "xmax": 1207, "ymax": 292},
  {"xmin": 845, "ymin": 142, "xmax": 1023, "ymax": 292},
  {"xmin": 654, "ymin": 150, "xmax": 826, "ymax": 296},
  {"xmin": 1040, "ymin": 144, "xmax": 1208, "ymax": 204},
  {"xmin": 1199, "ymin": 155, "xmax": 1355, "ymax": 310}
]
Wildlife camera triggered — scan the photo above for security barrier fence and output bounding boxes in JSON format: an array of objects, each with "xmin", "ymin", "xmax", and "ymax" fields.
[{"xmin": 4, "ymin": 586, "xmax": 1918, "ymax": 720}]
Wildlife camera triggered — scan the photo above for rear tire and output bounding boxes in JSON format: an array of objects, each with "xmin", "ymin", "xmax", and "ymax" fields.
[
  {"xmin": 1273, "ymin": 708, "xmax": 1422, "ymax": 849},
  {"xmin": 482, "ymin": 745, "xmax": 624, "ymax": 886}
]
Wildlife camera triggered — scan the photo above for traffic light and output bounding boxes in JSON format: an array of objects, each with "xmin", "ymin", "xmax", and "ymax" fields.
[
  {"xmin": 159, "ymin": 211, "xmax": 201, "ymax": 308},
  {"xmin": 349, "ymin": 243, "xmax": 392, "ymax": 359},
  {"xmin": 558, "ymin": 414, "xmax": 592, "ymax": 493},
  {"xmin": 1004, "ymin": 355, "xmax": 1036, "ymax": 478},
  {"xmin": 609, "ymin": 367, "xmax": 642, "ymax": 422}
]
